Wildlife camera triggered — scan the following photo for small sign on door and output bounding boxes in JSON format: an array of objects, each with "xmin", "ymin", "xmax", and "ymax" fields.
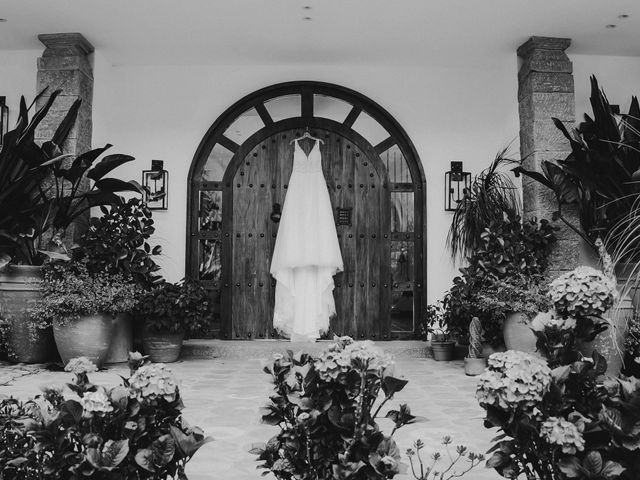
[{"xmin": 337, "ymin": 207, "xmax": 352, "ymax": 226}]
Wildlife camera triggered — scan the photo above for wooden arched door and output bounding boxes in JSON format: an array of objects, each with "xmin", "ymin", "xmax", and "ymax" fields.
[
  {"xmin": 224, "ymin": 120, "xmax": 390, "ymax": 339},
  {"xmin": 187, "ymin": 82, "xmax": 426, "ymax": 340}
]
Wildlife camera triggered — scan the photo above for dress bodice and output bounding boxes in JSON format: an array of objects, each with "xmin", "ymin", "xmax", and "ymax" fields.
[{"xmin": 292, "ymin": 139, "xmax": 322, "ymax": 174}]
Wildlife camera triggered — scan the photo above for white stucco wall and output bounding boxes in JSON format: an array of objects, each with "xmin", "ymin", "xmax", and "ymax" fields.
[
  {"xmin": 572, "ymin": 53, "xmax": 640, "ymax": 123},
  {"xmin": 89, "ymin": 55, "xmax": 521, "ymax": 301},
  {"xmin": 0, "ymin": 49, "xmax": 39, "ymax": 120}
]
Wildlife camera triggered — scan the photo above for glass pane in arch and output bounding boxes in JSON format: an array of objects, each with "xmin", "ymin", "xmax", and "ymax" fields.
[
  {"xmin": 314, "ymin": 94, "xmax": 352, "ymax": 123},
  {"xmin": 351, "ymin": 111, "xmax": 389, "ymax": 147},
  {"xmin": 202, "ymin": 143, "xmax": 234, "ymax": 181},
  {"xmin": 391, "ymin": 290, "xmax": 414, "ymax": 332},
  {"xmin": 199, "ymin": 239, "xmax": 222, "ymax": 283},
  {"xmin": 223, "ymin": 107, "xmax": 264, "ymax": 144},
  {"xmin": 264, "ymin": 95, "xmax": 301, "ymax": 122},
  {"xmin": 380, "ymin": 144, "xmax": 412, "ymax": 183},
  {"xmin": 391, "ymin": 192, "xmax": 414, "ymax": 232},
  {"xmin": 199, "ymin": 191, "xmax": 223, "ymax": 231}
]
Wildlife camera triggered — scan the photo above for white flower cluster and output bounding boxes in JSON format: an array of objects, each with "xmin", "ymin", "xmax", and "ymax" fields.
[
  {"xmin": 549, "ymin": 266, "xmax": 617, "ymax": 317},
  {"xmin": 540, "ymin": 416, "xmax": 585, "ymax": 454},
  {"xmin": 530, "ymin": 311, "xmax": 577, "ymax": 332},
  {"xmin": 314, "ymin": 338, "xmax": 394, "ymax": 381},
  {"xmin": 81, "ymin": 389, "xmax": 114, "ymax": 415},
  {"xmin": 64, "ymin": 357, "xmax": 98, "ymax": 375},
  {"xmin": 129, "ymin": 364, "xmax": 179, "ymax": 403},
  {"xmin": 476, "ymin": 351, "xmax": 551, "ymax": 411}
]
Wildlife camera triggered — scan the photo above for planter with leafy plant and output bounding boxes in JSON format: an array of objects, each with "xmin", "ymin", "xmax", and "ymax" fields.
[
  {"xmin": 0, "ymin": 353, "xmax": 212, "ymax": 478},
  {"xmin": 0, "ymin": 90, "xmax": 143, "ymax": 364},
  {"xmin": 31, "ymin": 260, "xmax": 140, "ymax": 367},
  {"xmin": 444, "ymin": 213, "xmax": 556, "ymax": 347},
  {"xmin": 419, "ymin": 303, "xmax": 456, "ymax": 361},
  {"xmin": 135, "ymin": 280, "xmax": 211, "ymax": 362},
  {"xmin": 75, "ymin": 197, "xmax": 163, "ymax": 362},
  {"xmin": 464, "ymin": 317, "xmax": 487, "ymax": 375},
  {"xmin": 477, "ymin": 276, "xmax": 551, "ymax": 353}
]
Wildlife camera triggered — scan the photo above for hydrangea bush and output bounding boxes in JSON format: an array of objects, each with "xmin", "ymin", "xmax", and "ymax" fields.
[
  {"xmin": 0, "ymin": 354, "xmax": 211, "ymax": 479},
  {"xmin": 478, "ymin": 265, "xmax": 640, "ymax": 480},
  {"xmin": 549, "ymin": 266, "xmax": 617, "ymax": 318},
  {"xmin": 252, "ymin": 336, "xmax": 425, "ymax": 479}
]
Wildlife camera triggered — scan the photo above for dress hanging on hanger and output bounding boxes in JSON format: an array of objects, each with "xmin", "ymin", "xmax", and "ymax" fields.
[{"xmin": 270, "ymin": 133, "xmax": 343, "ymax": 342}]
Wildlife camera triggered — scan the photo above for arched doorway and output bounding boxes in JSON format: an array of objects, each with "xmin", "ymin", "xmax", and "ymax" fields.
[{"xmin": 187, "ymin": 82, "xmax": 425, "ymax": 340}]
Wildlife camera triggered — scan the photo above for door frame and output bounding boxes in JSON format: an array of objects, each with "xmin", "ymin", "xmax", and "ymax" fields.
[{"xmin": 187, "ymin": 81, "xmax": 427, "ymax": 338}]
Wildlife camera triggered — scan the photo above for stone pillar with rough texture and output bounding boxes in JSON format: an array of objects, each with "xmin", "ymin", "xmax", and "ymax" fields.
[
  {"xmin": 517, "ymin": 36, "xmax": 582, "ymax": 275},
  {"xmin": 36, "ymin": 33, "xmax": 94, "ymax": 248}
]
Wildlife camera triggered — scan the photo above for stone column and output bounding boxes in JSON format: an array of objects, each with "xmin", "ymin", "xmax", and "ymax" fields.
[
  {"xmin": 36, "ymin": 33, "xmax": 94, "ymax": 248},
  {"xmin": 517, "ymin": 36, "xmax": 581, "ymax": 275}
]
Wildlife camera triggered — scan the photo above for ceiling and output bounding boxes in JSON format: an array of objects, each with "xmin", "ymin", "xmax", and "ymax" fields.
[{"xmin": 0, "ymin": 0, "xmax": 639, "ymax": 66}]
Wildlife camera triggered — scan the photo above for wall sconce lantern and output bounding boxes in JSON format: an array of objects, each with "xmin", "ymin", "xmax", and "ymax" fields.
[
  {"xmin": 0, "ymin": 97, "xmax": 8, "ymax": 147},
  {"xmin": 444, "ymin": 161, "xmax": 470, "ymax": 211},
  {"xmin": 142, "ymin": 160, "xmax": 168, "ymax": 210}
]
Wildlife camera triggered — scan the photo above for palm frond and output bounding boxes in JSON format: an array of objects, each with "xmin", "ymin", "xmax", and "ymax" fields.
[{"xmin": 447, "ymin": 148, "xmax": 521, "ymax": 260}]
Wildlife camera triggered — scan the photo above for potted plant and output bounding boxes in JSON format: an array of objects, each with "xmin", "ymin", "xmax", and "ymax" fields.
[
  {"xmin": 477, "ymin": 276, "xmax": 551, "ymax": 353},
  {"xmin": 444, "ymin": 213, "xmax": 557, "ymax": 349},
  {"xmin": 0, "ymin": 90, "xmax": 143, "ymax": 364},
  {"xmin": 464, "ymin": 317, "xmax": 486, "ymax": 375},
  {"xmin": 135, "ymin": 280, "xmax": 211, "ymax": 362},
  {"xmin": 75, "ymin": 197, "xmax": 163, "ymax": 363},
  {"xmin": 419, "ymin": 303, "xmax": 456, "ymax": 361},
  {"xmin": 0, "ymin": 353, "xmax": 212, "ymax": 478},
  {"xmin": 31, "ymin": 260, "xmax": 140, "ymax": 367},
  {"xmin": 253, "ymin": 336, "xmax": 425, "ymax": 478}
]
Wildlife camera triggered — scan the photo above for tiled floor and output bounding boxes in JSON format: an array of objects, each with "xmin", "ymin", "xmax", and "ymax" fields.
[{"xmin": 0, "ymin": 356, "xmax": 501, "ymax": 480}]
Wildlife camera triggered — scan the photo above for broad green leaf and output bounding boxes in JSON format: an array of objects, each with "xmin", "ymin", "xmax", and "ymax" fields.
[
  {"xmin": 381, "ymin": 376, "xmax": 408, "ymax": 398},
  {"xmin": 88, "ymin": 154, "xmax": 135, "ymax": 181},
  {"xmin": 558, "ymin": 457, "xmax": 582, "ymax": 478}
]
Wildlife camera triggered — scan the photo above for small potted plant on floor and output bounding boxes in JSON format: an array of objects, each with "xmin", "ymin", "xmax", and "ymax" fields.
[
  {"xmin": 136, "ymin": 280, "xmax": 211, "ymax": 362},
  {"xmin": 32, "ymin": 259, "xmax": 140, "ymax": 367},
  {"xmin": 464, "ymin": 316, "xmax": 486, "ymax": 375},
  {"xmin": 419, "ymin": 302, "xmax": 456, "ymax": 361}
]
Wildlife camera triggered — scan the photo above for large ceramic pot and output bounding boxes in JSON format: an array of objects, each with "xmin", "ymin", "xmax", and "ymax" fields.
[
  {"xmin": 53, "ymin": 313, "xmax": 116, "ymax": 368},
  {"xmin": 503, "ymin": 312, "xmax": 537, "ymax": 353},
  {"xmin": 580, "ymin": 295, "xmax": 633, "ymax": 376},
  {"xmin": 105, "ymin": 313, "xmax": 134, "ymax": 364},
  {"xmin": 431, "ymin": 340, "xmax": 456, "ymax": 361},
  {"xmin": 0, "ymin": 265, "xmax": 56, "ymax": 363},
  {"xmin": 142, "ymin": 327, "xmax": 184, "ymax": 363}
]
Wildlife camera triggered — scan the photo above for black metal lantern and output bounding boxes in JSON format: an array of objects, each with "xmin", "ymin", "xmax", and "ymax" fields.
[
  {"xmin": 444, "ymin": 161, "xmax": 470, "ymax": 211},
  {"xmin": 142, "ymin": 160, "xmax": 168, "ymax": 210},
  {"xmin": 0, "ymin": 97, "xmax": 8, "ymax": 148}
]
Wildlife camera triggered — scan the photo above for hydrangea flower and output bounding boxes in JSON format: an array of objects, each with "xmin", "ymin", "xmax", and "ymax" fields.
[
  {"xmin": 476, "ymin": 351, "xmax": 551, "ymax": 411},
  {"xmin": 82, "ymin": 389, "xmax": 114, "ymax": 415},
  {"xmin": 129, "ymin": 364, "xmax": 179, "ymax": 403},
  {"xmin": 314, "ymin": 338, "xmax": 393, "ymax": 381},
  {"xmin": 530, "ymin": 311, "xmax": 577, "ymax": 332},
  {"xmin": 540, "ymin": 416, "xmax": 586, "ymax": 454},
  {"xmin": 549, "ymin": 266, "xmax": 617, "ymax": 317},
  {"xmin": 64, "ymin": 357, "xmax": 98, "ymax": 375}
]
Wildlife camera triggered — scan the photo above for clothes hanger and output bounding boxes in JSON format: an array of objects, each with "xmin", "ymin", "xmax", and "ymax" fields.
[{"xmin": 289, "ymin": 126, "xmax": 324, "ymax": 144}]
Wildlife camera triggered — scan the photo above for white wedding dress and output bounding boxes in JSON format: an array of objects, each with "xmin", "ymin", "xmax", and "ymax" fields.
[{"xmin": 270, "ymin": 138, "xmax": 344, "ymax": 342}]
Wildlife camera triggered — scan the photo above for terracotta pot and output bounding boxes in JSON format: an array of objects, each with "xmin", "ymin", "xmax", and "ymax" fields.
[
  {"xmin": 503, "ymin": 312, "xmax": 537, "ymax": 353},
  {"xmin": 105, "ymin": 313, "xmax": 134, "ymax": 364},
  {"xmin": 0, "ymin": 265, "xmax": 57, "ymax": 363},
  {"xmin": 142, "ymin": 329, "xmax": 184, "ymax": 363},
  {"xmin": 464, "ymin": 356, "xmax": 487, "ymax": 376},
  {"xmin": 580, "ymin": 296, "xmax": 632, "ymax": 376},
  {"xmin": 53, "ymin": 313, "xmax": 116, "ymax": 368},
  {"xmin": 431, "ymin": 341, "xmax": 455, "ymax": 361}
]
